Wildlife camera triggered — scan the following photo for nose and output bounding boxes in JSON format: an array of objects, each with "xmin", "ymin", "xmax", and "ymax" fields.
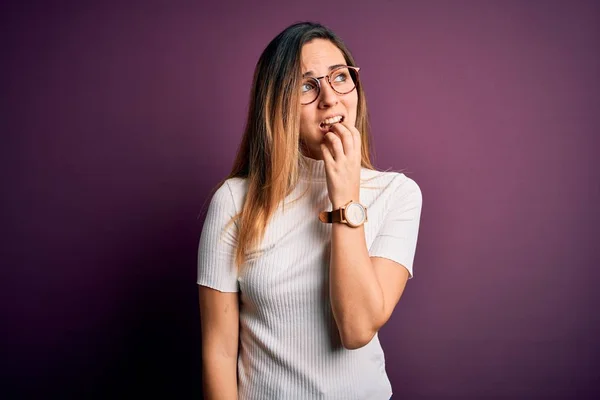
[{"xmin": 318, "ymin": 78, "xmax": 339, "ymax": 108}]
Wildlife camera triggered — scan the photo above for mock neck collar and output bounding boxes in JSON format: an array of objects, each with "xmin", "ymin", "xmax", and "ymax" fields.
[{"xmin": 298, "ymin": 152, "xmax": 326, "ymax": 181}]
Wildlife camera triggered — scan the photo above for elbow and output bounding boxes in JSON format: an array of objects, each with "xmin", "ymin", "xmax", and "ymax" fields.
[
  {"xmin": 337, "ymin": 311, "xmax": 385, "ymax": 350},
  {"xmin": 340, "ymin": 327, "xmax": 377, "ymax": 350}
]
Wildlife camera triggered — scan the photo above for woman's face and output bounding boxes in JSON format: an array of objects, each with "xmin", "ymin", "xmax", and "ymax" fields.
[{"xmin": 299, "ymin": 39, "xmax": 358, "ymax": 160}]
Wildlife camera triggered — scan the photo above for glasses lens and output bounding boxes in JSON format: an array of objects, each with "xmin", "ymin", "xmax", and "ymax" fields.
[
  {"xmin": 329, "ymin": 67, "xmax": 357, "ymax": 94},
  {"xmin": 301, "ymin": 78, "xmax": 319, "ymax": 105}
]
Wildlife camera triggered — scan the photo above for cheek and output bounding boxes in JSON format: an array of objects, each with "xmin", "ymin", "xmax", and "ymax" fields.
[
  {"xmin": 343, "ymin": 96, "xmax": 359, "ymax": 125},
  {"xmin": 298, "ymin": 109, "xmax": 314, "ymax": 138}
]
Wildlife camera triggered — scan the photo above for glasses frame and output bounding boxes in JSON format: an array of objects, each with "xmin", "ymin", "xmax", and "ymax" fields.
[{"xmin": 300, "ymin": 66, "xmax": 361, "ymax": 105}]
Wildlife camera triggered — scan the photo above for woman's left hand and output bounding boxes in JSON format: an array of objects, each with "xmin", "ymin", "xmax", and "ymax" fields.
[{"xmin": 320, "ymin": 121, "xmax": 362, "ymax": 209}]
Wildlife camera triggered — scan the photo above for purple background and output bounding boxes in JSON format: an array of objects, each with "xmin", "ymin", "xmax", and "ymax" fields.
[{"xmin": 2, "ymin": 0, "xmax": 599, "ymax": 398}]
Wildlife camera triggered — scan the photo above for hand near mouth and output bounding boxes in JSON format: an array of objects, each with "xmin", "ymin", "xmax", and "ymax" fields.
[{"xmin": 320, "ymin": 121, "xmax": 362, "ymax": 209}]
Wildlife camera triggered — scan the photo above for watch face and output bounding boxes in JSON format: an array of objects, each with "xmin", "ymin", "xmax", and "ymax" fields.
[{"xmin": 345, "ymin": 202, "xmax": 366, "ymax": 227}]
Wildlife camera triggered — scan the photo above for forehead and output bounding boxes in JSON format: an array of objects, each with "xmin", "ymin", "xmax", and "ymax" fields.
[{"xmin": 300, "ymin": 39, "xmax": 346, "ymax": 74}]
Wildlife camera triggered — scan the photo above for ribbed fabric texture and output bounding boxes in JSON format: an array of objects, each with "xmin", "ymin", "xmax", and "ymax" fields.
[{"xmin": 197, "ymin": 154, "xmax": 422, "ymax": 399}]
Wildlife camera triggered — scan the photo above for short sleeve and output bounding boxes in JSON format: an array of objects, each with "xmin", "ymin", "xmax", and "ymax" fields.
[
  {"xmin": 369, "ymin": 176, "xmax": 423, "ymax": 279},
  {"xmin": 197, "ymin": 180, "xmax": 240, "ymax": 292}
]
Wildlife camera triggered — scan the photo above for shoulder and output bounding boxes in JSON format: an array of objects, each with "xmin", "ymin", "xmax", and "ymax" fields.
[
  {"xmin": 386, "ymin": 173, "xmax": 422, "ymax": 214},
  {"xmin": 207, "ymin": 177, "xmax": 249, "ymax": 215},
  {"xmin": 390, "ymin": 173, "xmax": 421, "ymax": 199},
  {"xmin": 361, "ymin": 168, "xmax": 422, "ymax": 200}
]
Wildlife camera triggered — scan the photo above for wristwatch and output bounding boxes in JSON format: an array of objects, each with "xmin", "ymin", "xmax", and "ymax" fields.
[{"xmin": 319, "ymin": 200, "xmax": 368, "ymax": 228}]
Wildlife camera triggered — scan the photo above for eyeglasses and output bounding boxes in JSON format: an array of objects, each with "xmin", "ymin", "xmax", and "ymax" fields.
[{"xmin": 300, "ymin": 66, "xmax": 360, "ymax": 105}]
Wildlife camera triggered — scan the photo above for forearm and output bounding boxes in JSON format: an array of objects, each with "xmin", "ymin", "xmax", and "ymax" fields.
[
  {"xmin": 329, "ymin": 223, "xmax": 384, "ymax": 349},
  {"xmin": 202, "ymin": 353, "xmax": 238, "ymax": 400}
]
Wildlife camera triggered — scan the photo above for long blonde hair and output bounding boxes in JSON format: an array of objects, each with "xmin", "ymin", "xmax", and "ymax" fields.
[{"xmin": 224, "ymin": 22, "xmax": 375, "ymax": 267}]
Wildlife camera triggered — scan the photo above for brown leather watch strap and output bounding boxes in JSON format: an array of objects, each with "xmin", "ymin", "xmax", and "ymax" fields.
[{"xmin": 318, "ymin": 209, "xmax": 343, "ymax": 223}]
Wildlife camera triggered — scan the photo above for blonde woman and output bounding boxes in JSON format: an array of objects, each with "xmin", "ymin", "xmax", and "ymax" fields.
[{"xmin": 197, "ymin": 21, "xmax": 422, "ymax": 400}]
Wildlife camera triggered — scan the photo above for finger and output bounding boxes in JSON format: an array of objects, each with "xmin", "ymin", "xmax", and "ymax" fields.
[
  {"xmin": 322, "ymin": 132, "xmax": 336, "ymax": 160},
  {"xmin": 328, "ymin": 122, "xmax": 354, "ymax": 155},
  {"xmin": 339, "ymin": 121, "xmax": 360, "ymax": 150},
  {"xmin": 324, "ymin": 131, "xmax": 345, "ymax": 161},
  {"xmin": 348, "ymin": 124, "xmax": 362, "ymax": 161},
  {"xmin": 320, "ymin": 142, "xmax": 334, "ymax": 165},
  {"xmin": 348, "ymin": 124, "xmax": 361, "ymax": 149},
  {"xmin": 336, "ymin": 121, "xmax": 361, "ymax": 162}
]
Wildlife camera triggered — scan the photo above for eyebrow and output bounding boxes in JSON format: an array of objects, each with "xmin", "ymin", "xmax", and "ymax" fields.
[{"xmin": 302, "ymin": 64, "xmax": 347, "ymax": 78}]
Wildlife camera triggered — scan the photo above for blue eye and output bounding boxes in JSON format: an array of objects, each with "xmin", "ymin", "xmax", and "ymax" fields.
[
  {"xmin": 302, "ymin": 81, "xmax": 317, "ymax": 93},
  {"xmin": 333, "ymin": 71, "xmax": 348, "ymax": 82}
]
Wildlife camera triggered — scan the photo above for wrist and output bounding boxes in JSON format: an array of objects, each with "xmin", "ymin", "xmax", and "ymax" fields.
[
  {"xmin": 321, "ymin": 199, "xmax": 368, "ymax": 228},
  {"xmin": 331, "ymin": 196, "xmax": 360, "ymax": 210}
]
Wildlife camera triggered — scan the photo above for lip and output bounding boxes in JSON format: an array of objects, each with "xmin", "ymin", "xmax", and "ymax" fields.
[{"xmin": 318, "ymin": 113, "xmax": 346, "ymax": 132}]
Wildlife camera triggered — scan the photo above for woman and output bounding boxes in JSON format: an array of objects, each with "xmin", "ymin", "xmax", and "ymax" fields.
[{"xmin": 197, "ymin": 21, "xmax": 422, "ymax": 399}]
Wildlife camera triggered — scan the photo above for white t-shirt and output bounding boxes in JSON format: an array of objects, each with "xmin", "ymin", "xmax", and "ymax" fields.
[{"xmin": 197, "ymin": 154, "xmax": 422, "ymax": 399}]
